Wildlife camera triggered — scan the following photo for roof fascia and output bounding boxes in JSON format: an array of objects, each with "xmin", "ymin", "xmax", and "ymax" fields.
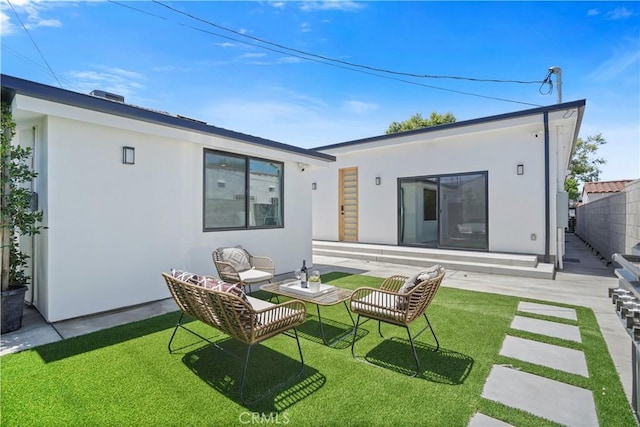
[
  {"xmin": 314, "ymin": 99, "xmax": 587, "ymax": 153},
  {"xmin": 1, "ymin": 74, "xmax": 335, "ymax": 163}
]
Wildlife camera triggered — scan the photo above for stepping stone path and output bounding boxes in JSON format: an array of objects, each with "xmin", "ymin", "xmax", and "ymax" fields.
[{"xmin": 470, "ymin": 301, "xmax": 598, "ymax": 426}]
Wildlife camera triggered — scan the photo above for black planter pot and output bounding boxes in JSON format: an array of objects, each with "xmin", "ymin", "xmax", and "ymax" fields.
[{"xmin": 1, "ymin": 285, "xmax": 28, "ymax": 334}]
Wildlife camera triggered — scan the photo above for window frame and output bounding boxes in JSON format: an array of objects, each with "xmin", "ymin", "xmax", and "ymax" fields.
[{"xmin": 203, "ymin": 148, "xmax": 284, "ymax": 232}]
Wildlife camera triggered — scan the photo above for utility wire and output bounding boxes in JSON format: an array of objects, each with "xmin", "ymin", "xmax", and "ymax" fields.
[
  {"xmin": 539, "ymin": 69, "xmax": 554, "ymax": 95},
  {"xmin": 109, "ymin": 1, "xmax": 543, "ymax": 107},
  {"xmin": 6, "ymin": 0, "xmax": 63, "ymax": 88},
  {"xmin": 152, "ymin": 0, "xmax": 544, "ymax": 85},
  {"xmin": 183, "ymin": 22, "xmax": 543, "ymax": 107},
  {"xmin": 3, "ymin": 46, "xmax": 80, "ymax": 89}
]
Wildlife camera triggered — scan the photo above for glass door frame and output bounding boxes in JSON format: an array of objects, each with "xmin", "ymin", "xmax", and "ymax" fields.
[{"xmin": 397, "ymin": 171, "xmax": 489, "ymax": 251}]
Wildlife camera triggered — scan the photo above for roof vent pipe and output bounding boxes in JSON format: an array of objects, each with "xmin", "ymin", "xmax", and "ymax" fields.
[{"xmin": 90, "ymin": 90, "xmax": 125, "ymax": 103}]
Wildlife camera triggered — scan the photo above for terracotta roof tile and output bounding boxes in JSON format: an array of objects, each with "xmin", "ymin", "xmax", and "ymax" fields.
[{"xmin": 583, "ymin": 180, "xmax": 633, "ymax": 194}]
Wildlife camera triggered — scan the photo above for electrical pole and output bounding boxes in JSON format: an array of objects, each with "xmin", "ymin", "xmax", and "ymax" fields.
[{"xmin": 549, "ymin": 66, "xmax": 562, "ymax": 104}]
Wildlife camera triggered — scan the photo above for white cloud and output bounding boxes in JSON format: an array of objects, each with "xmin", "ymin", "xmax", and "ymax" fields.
[
  {"xmin": 1, "ymin": 10, "xmax": 16, "ymax": 35},
  {"xmin": 300, "ymin": 1, "xmax": 364, "ymax": 12},
  {"xmin": 215, "ymin": 42, "xmax": 237, "ymax": 48},
  {"xmin": 269, "ymin": 2, "xmax": 286, "ymax": 9},
  {"xmin": 279, "ymin": 57, "xmax": 302, "ymax": 64},
  {"xmin": 1, "ymin": 0, "xmax": 63, "ymax": 35},
  {"xmin": 66, "ymin": 67, "xmax": 145, "ymax": 99},
  {"xmin": 239, "ymin": 53, "xmax": 268, "ymax": 59},
  {"xmin": 606, "ymin": 7, "xmax": 633, "ymax": 20},
  {"xmin": 587, "ymin": 9, "xmax": 599, "ymax": 17},
  {"xmin": 24, "ymin": 17, "xmax": 61, "ymax": 30},
  {"xmin": 301, "ymin": 22, "xmax": 312, "ymax": 33},
  {"xmin": 200, "ymin": 87, "xmax": 384, "ymax": 146},
  {"xmin": 342, "ymin": 100, "xmax": 378, "ymax": 115},
  {"xmin": 588, "ymin": 42, "xmax": 640, "ymax": 81}
]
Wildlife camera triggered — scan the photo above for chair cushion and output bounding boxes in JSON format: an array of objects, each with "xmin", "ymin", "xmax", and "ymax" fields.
[
  {"xmin": 397, "ymin": 265, "xmax": 445, "ymax": 309},
  {"xmin": 170, "ymin": 269, "xmax": 259, "ymax": 329},
  {"xmin": 399, "ymin": 265, "xmax": 445, "ymax": 294},
  {"xmin": 212, "ymin": 282, "xmax": 262, "ymax": 328},
  {"xmin": 238, "ymin": 268, "xmax": 273, "ymax": 283},
  {"xmin": 351, "ymin": 293, "xmax": 404, "ymax": 322},
  {"xmin": 217, "ymin": 246, "xmax": 252, "ymax": 272},
  {"xmin": 170, "ymin": 269, "xmax": 221, "ymax": 289}
]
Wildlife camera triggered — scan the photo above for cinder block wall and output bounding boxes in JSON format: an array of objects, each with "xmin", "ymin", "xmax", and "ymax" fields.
[{"xmin": 576, "ymin": 179, "xmax": 640, "ymax": 261}]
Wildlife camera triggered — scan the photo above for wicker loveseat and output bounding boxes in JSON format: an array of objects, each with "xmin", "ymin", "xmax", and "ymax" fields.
[
  {"xmin": 349, "ymin": 266, "xmax": 446, "ymax": 376},
  {"xmin": 162, "ymin": 271, "xmax": 306, "ymax": 403}
]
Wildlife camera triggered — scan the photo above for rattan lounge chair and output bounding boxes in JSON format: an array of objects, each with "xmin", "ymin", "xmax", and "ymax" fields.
[
  {"xmin": 349, "ymin": 266, "xmax": 445, "ymax": 376},
  {"xmin": 162, "ymin": 272, "xmax": 306, "ymax": 404},
  {"xmin": 213, "ymin": 246, "xmax": 275, "ymax": 294}
]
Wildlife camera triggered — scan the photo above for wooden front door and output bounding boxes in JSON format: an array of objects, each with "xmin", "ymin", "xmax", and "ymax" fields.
[{"xmin": 338, "ymin": 167, "xmax": 358, "ymax": 241}]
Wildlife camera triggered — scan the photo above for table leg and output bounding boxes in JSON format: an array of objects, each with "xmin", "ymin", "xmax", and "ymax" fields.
[{"xmin": 316, "ymin": 301, "xmax": 356, "ymax": 347}]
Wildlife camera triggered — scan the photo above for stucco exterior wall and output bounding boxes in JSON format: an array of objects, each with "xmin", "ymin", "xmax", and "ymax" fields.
[
  {"xmin": 14, "ymin": 99, "xmax": 317, "ymax": 322},
  {"xmin": 313, "ymin": 119, "xmax": 554, "ymax": 255},
  {"xmin": 576, "ymin": 179, "xmax": 640, "ymax": 260}
]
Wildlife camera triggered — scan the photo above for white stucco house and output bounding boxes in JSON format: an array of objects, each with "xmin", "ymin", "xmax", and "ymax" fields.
[
  {"xmin": 311, "ymin": 100, "xmax": 585, "ymax": 267},
  {"xmin": 1, "ymin": 74, "xmax": 334, "ymax": 322}
]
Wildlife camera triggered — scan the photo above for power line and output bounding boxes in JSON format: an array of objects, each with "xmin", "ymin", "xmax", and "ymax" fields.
[
  {"xmin": 109, "ymin": 1, "xmax": 543, "ymax": 107},
  {"xmin": 182, "ymin": 21, "xmax": 543, "ymax": 107},
  {"xmin": 152, "ymin": 0, "xmax": 544, "ymax": 85},
  {"xmin": 6, "ymin": 0, "xmax": 63, "ymax": 88}
]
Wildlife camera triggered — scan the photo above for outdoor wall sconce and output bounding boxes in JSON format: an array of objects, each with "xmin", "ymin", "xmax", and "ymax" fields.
[
  {"xmin": 375, "ymin": 176, "xmax": 381, "ymax": 185},
  {"xmin": 312, "ymin": 182, "xmax": 317, "ymax": 190},
  {"xmin": 517, "ymin": 164, "xmax": 524, "ymax": 175},
  {"xmin": 123, "ymin": 146, "xmax": 135, "ymax": 165}
]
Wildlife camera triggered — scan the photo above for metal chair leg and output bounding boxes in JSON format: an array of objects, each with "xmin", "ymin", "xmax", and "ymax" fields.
[
  {"xmin": 405, "ymin": 326, "xmax": 421, "ymax": 377},
  {"xmin": 378, "ymin": 320, "xmax": 386, "ymax": 338},
  {"xmin": 351, "ymin": 314, "xmax": 362, "ymax": 359},
  {"xmin": 239, "ymin": 344, "xmax": 254, "ymax": 404},
  {"xmin": 423, "ymin": 313, "xmax": 439, "ymax": 352},
  {"xmin": 240, "ymin": 328, "xmax": 305, "ymax": 405},
  {"xmin": 167, "ymin": 312, "xmax": 185, "ymax": 353}
]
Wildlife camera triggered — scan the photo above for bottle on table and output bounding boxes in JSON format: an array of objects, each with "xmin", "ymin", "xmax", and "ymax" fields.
[{"xmin": 300, "ymin": 260, "xmax": 308, "ymax": 288}]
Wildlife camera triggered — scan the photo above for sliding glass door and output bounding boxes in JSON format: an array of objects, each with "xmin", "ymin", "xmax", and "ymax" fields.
[{"xmin": 399, "ymin": 172, "xmax": 487, "ymax": 250}]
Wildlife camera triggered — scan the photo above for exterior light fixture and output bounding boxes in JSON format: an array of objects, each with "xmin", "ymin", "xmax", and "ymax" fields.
[
  {"xmin": 517, "ymin": 164, "xmax": 524, "ymax": 175},
  {"xmin": 312, "ymin": 182, "xmax": 317, "ymax": 190},
  {"xmin": 375, "ymin": 176, "xmax": 381, "ymax": 185},
  {"xmin": 123, "ymin": 146, "xmax": 135, "ymax": 165}
]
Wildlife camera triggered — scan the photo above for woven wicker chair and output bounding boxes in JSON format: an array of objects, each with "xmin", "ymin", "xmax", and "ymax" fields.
[
  {"xmin": 162, "ymin": 273, "xmax": 306, "ymax": 404},
  {"xmin": 349, "ymin": 269, "xmax": 445, "ymax": 376},
  {"xmin": 212, "ymin": 247, "xmax": 275, "ymax": 294}
]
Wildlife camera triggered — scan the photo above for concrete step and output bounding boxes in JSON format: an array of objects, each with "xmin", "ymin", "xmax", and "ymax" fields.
[
  {"xmin": 313, "ymin": 241, "xmax": 538, "ymax": 267},
  {"xmin": 313, "ymin": 241, "xmax": 555, "ymax": 280}
]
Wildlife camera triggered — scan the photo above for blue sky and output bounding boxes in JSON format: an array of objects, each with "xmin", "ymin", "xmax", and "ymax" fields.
[{"xmin": 2, "ymin": 1, "xmax": 638, "ymax": 182}]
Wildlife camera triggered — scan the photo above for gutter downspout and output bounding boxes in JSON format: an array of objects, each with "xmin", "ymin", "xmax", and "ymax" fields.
[{"xmin": 544, "ymin": 112, "xmax": 550, "ymax": 264}]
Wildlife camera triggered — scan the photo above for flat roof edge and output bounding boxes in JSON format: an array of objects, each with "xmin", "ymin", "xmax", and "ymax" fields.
[
  {"xmin": 1, "ymin": 74, "xmax": 335, "ymax": 162},
  {"xmin": 314, "ymin": 99, "xmax": 587, "ymax": 152}
]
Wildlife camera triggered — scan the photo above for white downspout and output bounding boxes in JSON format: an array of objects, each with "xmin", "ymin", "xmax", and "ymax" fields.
[
  {"xmin": 556, "ymin": 123, "xmax": 565, "ymax": 270},
  {"xmin": 550, "ymin": 66, "xmax": 565, "ymax": 270}
]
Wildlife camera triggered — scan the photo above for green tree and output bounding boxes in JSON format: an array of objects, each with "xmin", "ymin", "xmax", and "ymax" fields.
[
  {"xmin": 564, "ymin": 133, "xmax": 607, "ymax": 202},
  {"xmin": 1, "ymin": 102, "xmax": 44, "ymax": 291},
  {"xmin": 386, "ymin": 111, "xmax": 456, "ymax": 134}
]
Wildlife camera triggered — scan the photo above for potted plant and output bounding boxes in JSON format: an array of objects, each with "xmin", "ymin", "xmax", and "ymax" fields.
[{"xmin": 1, "ymin": 101, "xmax": 44, "ymax": 333}]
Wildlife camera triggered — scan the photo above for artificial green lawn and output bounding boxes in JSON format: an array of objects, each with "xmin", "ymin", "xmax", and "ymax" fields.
[{"xmin": 1, "ymin": 273, "xmax": 634, "ymax": 426}]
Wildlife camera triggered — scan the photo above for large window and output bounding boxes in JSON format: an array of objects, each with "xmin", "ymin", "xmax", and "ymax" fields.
[{"xmin": 204, "ymin": 150, "xmax": 283, "ymax": 231}]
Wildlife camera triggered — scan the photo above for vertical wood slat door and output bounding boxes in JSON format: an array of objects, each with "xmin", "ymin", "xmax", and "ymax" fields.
[{"xmin": 339, "ymin": 167, "xmax": 358, "ymax": 241}]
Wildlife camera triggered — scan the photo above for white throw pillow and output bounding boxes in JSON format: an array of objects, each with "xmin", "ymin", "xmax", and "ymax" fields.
[{"xmin": 218, "ymin": 246, "xmax": 252, "ymax": 272}]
